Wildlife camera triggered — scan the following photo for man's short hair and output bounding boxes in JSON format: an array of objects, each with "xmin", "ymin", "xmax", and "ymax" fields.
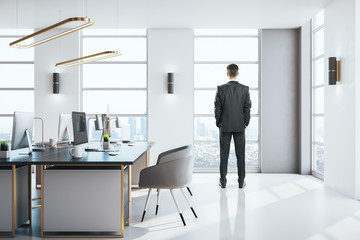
[{"xmin": 227, "ymin": 64, "xmax": 239, "ymax": 78}]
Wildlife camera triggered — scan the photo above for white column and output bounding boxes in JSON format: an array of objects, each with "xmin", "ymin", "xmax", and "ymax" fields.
[{"xmin": 147, "ymin": 29, "xmax": 194, "ymax": 165}]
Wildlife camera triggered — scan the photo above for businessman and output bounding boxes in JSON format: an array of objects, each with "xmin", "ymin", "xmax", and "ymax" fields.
[{"xmin": 214, "ymin": 64, "xmax": 251, "ymax": 189}]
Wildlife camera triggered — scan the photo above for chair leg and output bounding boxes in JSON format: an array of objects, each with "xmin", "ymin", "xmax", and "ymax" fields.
[
  {"xmin": 180, "ymin": 188, "xmax": 198, "ymax": 218},
  {"xmin": 169, "ymin": 189, "xmax": 186, "ymax": 226},
  {"xmin": 141, "ymin": 188, "xmax": 152, "ymax": 222},
  {"xmin": 187, "ymin": 187, "xmax": 193, "ymax": 196},
  {"xmin": 156, "ymin": 189, "xmax": 161, "ymax": 215}
]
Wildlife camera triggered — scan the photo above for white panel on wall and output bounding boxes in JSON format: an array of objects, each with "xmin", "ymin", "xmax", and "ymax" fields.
[
  {"xmin": 147, "ymin": 29, "xmax": 194, "ymax": 165},
  {"xmin": 261, "ymin": 29, "xmax": 299, "ymax": 173}
]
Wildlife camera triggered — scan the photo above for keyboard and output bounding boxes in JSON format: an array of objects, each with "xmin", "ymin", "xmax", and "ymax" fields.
[{"xmin": 85, "ymin": 148, "xmax": 100, "ymax": 152}]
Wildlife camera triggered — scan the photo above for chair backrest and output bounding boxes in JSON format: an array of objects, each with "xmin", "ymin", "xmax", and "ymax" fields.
[
  {"xmin": 157, "ymin": 145, "xmax": 192, "ymax": 165},
  {"xmin": 139, "ymin": 155, "xmax": 195, "ymax": 189},
  {"xmin": 160, "ymin": 155, "xmax": 195, "ymax": 188}
]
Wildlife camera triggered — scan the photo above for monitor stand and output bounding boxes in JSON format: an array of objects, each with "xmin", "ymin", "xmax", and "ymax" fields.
[
  {"xmin": 19, "ymin": 129, "xmax": 33, "ymax": 155},
  {"xmin": 58, "ymin": 127, "xmax": 72, "ymax": 145},
  {"xmin": 64, "ymin": 127, "xmax": 72, "ymax": 145}
]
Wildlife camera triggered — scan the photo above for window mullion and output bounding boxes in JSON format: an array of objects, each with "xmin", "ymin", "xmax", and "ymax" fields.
[
  {"xmin": 82, "ymin": 30, "xmax": 148, "ymax": 141},
  {"xmin": 193, "ymin": 30, "xmax": 261, "ymax": 170},
  {"xmin": 311, "ymin": 11, "xmax": 325, "ymax": 176}
]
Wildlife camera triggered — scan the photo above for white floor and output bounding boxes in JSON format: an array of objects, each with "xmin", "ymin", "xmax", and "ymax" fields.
[{"xmin": 15, "ymin": 173, "xmax": 360, "ymax": 240}]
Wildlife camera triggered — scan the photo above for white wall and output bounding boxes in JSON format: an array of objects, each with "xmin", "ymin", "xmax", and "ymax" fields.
[
  {"xmin": 34, "ymin": 31, "xmax": 81, "ymax": 142},
  {"xmin": 147, "ymin": 29, "xmax": 194, "ymax": 165},
  {"xmin": 324, "ymin": 0, "xmax": 358, "ymax": 199},
  {"xmin": 355, "ymin": 0, "xmax": 360, "ymax": 200}
]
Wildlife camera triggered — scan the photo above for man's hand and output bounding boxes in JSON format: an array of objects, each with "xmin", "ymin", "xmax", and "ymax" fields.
[{"xmin": 215, "ymin": 86, "xmax": 222, "ymax": 128}]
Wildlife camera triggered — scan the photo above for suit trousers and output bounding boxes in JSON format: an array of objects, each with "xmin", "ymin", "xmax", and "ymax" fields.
[{"xmin": 219, "ymin": 131, "xmax": 246, "ymax": 186}]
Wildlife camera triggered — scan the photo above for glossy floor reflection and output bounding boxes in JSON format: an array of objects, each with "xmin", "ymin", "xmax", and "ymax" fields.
[{"xmin": 14, "ymin": 173, "xmax": 360, "ymax": 239}]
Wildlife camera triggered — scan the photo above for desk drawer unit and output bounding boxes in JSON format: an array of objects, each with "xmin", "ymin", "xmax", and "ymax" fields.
[
  {"xmin": 42, "ymin": 166, "xmax": 127, "ymax": 238},
  {"xmin": 0, "ymin": 166, "xmax": 14, "ymax": 237},
  {"xmin": 0, "ymin": 165, "xmax": 30, "ymax": 238}
]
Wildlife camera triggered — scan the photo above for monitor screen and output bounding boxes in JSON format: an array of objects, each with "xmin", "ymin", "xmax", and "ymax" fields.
[
  {"xmin": 11, "ymin": 112, "xmax": 34, "ymax": 150},
  {"xmin": 72, "ymin": 111, "xmax": 88, "ymax": 145}
]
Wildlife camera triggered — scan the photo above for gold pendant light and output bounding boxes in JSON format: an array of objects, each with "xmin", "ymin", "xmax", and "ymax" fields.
[
  {"xmin": 55, "ymin": 51, "xmax": 122, "ymax": 68},
  {"xmin": 9, "ymin": 17, "xmax": 94, "ymax": 49}
]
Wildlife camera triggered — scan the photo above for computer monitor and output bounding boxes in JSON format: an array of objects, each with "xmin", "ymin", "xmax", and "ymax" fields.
[
  {"xmin": 94, "ymin": 114, "xmax": 103, "ymax": 131},
  {"xmin": 11, "ymin": 112, "xmax": 34, "ymax": 154},
  {"xmin": 72, "ymin": 111, "xmax": 88, "ymax": 146},
  {"xmin": 103, "ymin": 114, "xmax": 111, "ymax": 138},
  {"xmin": 115, "ymin": 116, "xmax": 121, "ymax": 128},
  {"xmin": 58, "ymin": 114, "xmax": 74, "ymax": 143}
]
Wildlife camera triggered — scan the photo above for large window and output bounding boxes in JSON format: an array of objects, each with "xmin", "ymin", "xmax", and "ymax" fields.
[
  {"xmin": 312, "ymin": 10, "xmax": 325, "ymax": 176},
  {"xmin": 194, "ymin": 29, "xmax": 261, "ymax": 171},
  {"xmin": 82, "ymin": 29, "xmax": 147, "ymax": 141},
  {"xmin": 0, "ymin": 29, "xmax": 34, "ymax": 141}
]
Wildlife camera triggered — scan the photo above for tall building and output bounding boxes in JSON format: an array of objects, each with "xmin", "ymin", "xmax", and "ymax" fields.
[
  {"xmin": 141, "ymin": 117, "xmax": 146, "ymax": 140},
  {"xmin": 128, "ymin": 118, "xmax": 137, "ymax": 140}
]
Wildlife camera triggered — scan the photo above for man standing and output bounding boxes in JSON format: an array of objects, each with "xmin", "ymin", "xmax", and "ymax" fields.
[{"xmin": 215, "ymin": 64, "xmax": 251, "ymax": 189}]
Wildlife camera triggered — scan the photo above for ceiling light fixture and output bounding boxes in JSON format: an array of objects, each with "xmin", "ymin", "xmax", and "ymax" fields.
[
  {"xmin": 9, "ymin": 17, "xmax": 94, "ymax": 49},
  {"xmin": 55, "ymin": 51, "xmax": 122, "ymax": 67}
]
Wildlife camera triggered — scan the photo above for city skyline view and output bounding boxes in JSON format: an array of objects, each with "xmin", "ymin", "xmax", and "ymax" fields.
[{"xmin": 0, "ymin": 116, "xmax": 147, "ymax": 143}]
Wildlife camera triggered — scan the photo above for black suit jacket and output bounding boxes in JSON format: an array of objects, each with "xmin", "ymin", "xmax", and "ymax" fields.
[{"xmin": 214, "ymin": 81, "xmax": 251, "ymax": 132}]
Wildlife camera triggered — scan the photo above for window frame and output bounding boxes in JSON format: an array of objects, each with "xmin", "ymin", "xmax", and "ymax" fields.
[
  {"xmin": 0, "ymin": 32, "xmax": 34, "ymax": 141},
  {"xmin": 311, "ymin": 16, "xmax": 325, "ymax": 179},
  {"xmin": 193, "ymin": 30, "xmax": 262, "ymax": 173},
  {"xmin": 81, "ymin": 30, "xmax": 148, "ymax": 142}
]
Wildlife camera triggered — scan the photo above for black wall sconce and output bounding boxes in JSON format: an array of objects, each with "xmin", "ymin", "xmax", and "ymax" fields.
[
  {"xmin": 53, "ymin": 73, "xmax": 59, "ymax": 94},
  {"xmin": 329, "ymin": 57, "xmax": 340, "ymax": 85},
  {"xmin": 168, "ymin": 73, "xmax": 174, "ymax": 94}
]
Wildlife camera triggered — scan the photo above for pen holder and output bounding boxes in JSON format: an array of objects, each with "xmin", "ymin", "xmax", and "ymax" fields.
[
  {"xmin": 103, "ymin": 142, "xmax": 110, "ymax": 149},
  {"xmin": 0, "ymin": 150, "xmax": 10, "ymax": 159}
]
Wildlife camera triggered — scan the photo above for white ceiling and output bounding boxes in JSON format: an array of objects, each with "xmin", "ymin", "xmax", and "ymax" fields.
[{"xmin": 0, "ymin": 0, "xmax": 333, "ymax": 29}]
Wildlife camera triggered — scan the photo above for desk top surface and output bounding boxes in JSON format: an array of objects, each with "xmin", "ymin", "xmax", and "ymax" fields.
[{"xmin": 0, "ymin": 142, "xmax": 153, "ymax": 166}]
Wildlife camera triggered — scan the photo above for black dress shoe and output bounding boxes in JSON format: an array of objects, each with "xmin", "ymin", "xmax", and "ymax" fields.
[
  {"xmin": 219, "ymin": 180, "xmax": 226, "ymax": 188},
  {"xmin": 239, "ymin": 181, "xmax": 246, "ymax": 189}
]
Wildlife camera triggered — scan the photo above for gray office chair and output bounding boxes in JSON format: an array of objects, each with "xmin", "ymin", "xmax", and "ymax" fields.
[
  {"xmin": 155, "ymin": 145, "xmax": 194, "ymax": 214},
  {"xmin": 139, "ymin": 155, "xmax": 196, "ymax": 226}
]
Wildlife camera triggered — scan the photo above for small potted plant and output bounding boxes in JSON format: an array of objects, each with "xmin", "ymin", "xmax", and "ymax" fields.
[
  {"xmin": 103, "ymin": 134, "xmax": 110, "ymax": 148},
  {"xmin": 0, "ymin": 141, "xmax": 10, "ymax": 159}
]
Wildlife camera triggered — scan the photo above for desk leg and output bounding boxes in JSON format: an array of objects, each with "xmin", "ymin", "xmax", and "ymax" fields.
[
  {"xmin": 12, "ymin": 165, "xmax": 15, "ymax": 237},
  {"xmin": 126, "ymin": 165, "xmax": 130, "ymax": 226},
  {"xmin": 28, "ymin": 166, "xmax": 32, "ymax": 226},
  {"xmin": 121, "ymin": 166, "xmax": 124, "ymax": 235},
  {"xmin": 128, "ymin": 165, "xmax": 132, "ymax": 202},
  {"xmin": 40, "ymin": 165, "xmax": 44, "ymax": 238}
]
